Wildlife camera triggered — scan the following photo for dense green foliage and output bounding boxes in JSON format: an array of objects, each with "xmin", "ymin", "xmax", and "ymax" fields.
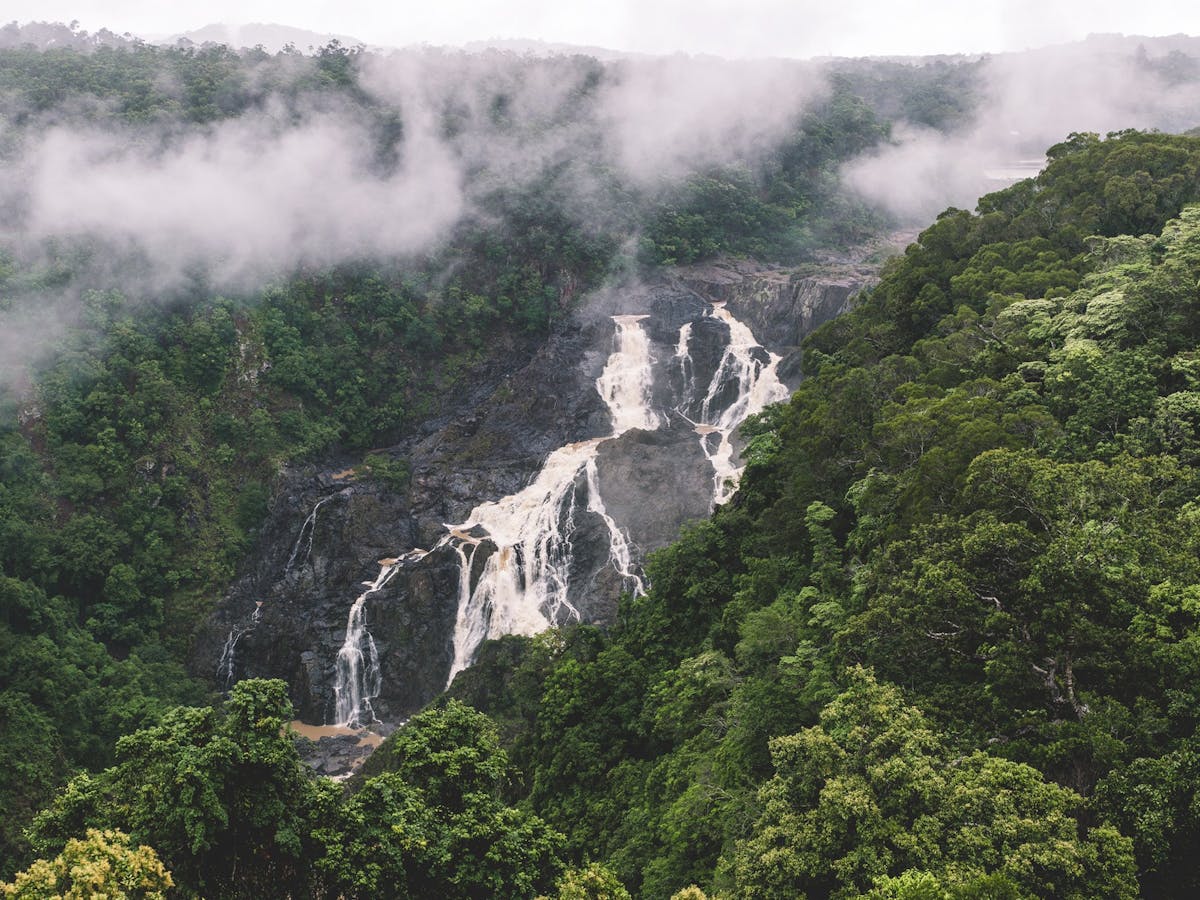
[
  {"xmin": 8, "ymin": 27, "xmax": 1200, "ymax": 900},
  {"xmin": 729, "ymin": 669, "xmax": 1136, "ymax": 898},
  {"xmin": 442, "ymin": 130, "xmax": 1200, "ymax": 898},
  {"xmin": 638, "ymin": 88, "xmax": 892, "ymax": 264},
  {"xmin": 2, "ymin": 828, "xmax": 173, "ymax": 899},
  {"xmin": 0, "ymin": 246, "xmax": 600, "ymax": 870},
  {"xmin": 21, "ymin": 681, "xmax": 565, "ymax": 898},
  {"xmin": 0, "ymin": 33, "xmax": 988, "ymax": 875}
]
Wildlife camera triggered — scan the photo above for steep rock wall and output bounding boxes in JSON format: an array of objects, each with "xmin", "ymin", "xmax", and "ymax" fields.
[{"xmin": 193, "ymin": 257, "xmax": 886, "ymax": 726}]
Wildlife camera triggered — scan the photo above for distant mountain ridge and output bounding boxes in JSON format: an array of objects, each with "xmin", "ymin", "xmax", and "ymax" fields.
[
  {"xmin": 163, "ymin": 22, "xmax": 365, "ymax": 53},
  {"xmin": 461, "ymin": 37, "xmax": 638, "ymax": 60}
]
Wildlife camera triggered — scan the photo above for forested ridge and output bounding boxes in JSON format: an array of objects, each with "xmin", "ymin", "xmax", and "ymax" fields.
[
  {"xmin": 0, "ymin": 32, "xmax": 961, "ymax": 880},
  {"xmin": 438, "ymin": 130, "xmax": 1200, "ymax": 898},
  {"xmin": 4, "ymin": 25, "xmax": 1200, "ymax": 899}
]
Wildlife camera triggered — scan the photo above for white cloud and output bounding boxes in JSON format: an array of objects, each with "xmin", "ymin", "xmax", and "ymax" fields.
[
  {"xmin": 19, "ymin": 106, "xmax": 464, "ymax": 289},
  {"xmin": 6, "ymin": 1, "xmax": 1200, "ymax": 58},
  {"xmin": 842, "ymin": 41, "xmax": 1200, "ymax": 222},
  {"xmin": 595, "ymin": 56, "xmax": 826, "ymax": 184}
]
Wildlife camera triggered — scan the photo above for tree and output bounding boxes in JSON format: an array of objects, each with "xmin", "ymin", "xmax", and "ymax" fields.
[
  {"xmin": 843, "ymin": 449, "xmax": 1200, "ymax": 786},
  {"xmin": 0, "ymin": 692, "xmax": 65, "ymax": 877},
  {"xmin": 1093, "ymin": 735, "xmax": 1200, "ymax": 898},
  {"xmin": 2, "ymin": 829, "xmax": 172, "ymax": 899},
  {"xmin": 29, "ymin": 680, "xmax": 326, "ymax": 897},
  {"xmin": 545, "ymin": 862, "xmax": 632, "ymax": 899},
  {"xmin": 726, "ymin": 668, "xmax": 1137, "ymax": 899},
  {"xmin": 321, "ymin": 700, "xmax": 567, "ymax": 898}
]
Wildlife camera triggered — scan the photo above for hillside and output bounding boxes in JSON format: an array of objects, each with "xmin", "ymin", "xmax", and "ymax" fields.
[
  {"xmin": 0, "ymin": 29, "xmax": 966, "ymax": 878},
  {"xmin": 431, "ymin": 130, "xmax": 1200, "ymax": 898},
  {"xmin": 4, "ymin": 25, "xmax": 1200, "ymax": 899}
]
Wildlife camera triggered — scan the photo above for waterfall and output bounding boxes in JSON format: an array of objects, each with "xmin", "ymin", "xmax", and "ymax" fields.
[
  {"xmin": 285, "ymin": 491, "xmax": 348, "ymax": 575},
  {"xmin": 216, "ymin": 629, "xmax": 241, "ymax": 689},
  {"xmin": 444, "ymin": 315, "xmax": 658, "ymax": 684},
  {"xmin": 583, "ymin": 454, "xmax": 644, "ymax": 596},
  {"xmin": 687, "ymin": 302, "xmax": 788, "ymax": 505},
  {"xmin": 216, "ymin": 603, "xmax": 262, "ymax": 690},
  {"xmin": 320, "ymin": 304, "xmax": 790, "ymax": 703},
  {"xmin": 597, "ymin": 315, "xmax": 661, "ymax": 432},
  {"xmin": 675, "ymin": 322, "xmax": 695, "ymax": 411},
  {"xmin": 332, "ymin": 559, "xmax": 399, "ymax": 727}
]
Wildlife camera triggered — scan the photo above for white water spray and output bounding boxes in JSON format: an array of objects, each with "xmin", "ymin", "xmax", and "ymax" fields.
[
  {"xmin": 688, "ymin": 303, "xmax": 788, "ymax": 504},
  {"xmin": 444, "ymin": 316, "xmax": 657, "ymax": 684},
  {"xmin": 285, "ymin": 496, "xmax": 332, "ymax": 574},
  {"xmin": 324, "ymin": 305, "xmax": 789, "ymax": 702},
  {"xmin": 332, "ymin": 560, "xmax": 395, "ymax": 727},
  {"xmin": 675, "ymin": 321, "xmax": 695, "ymax": 410},
  {"xmin": 597, "ymin": 316, "xmax": 661, "ymax": 432},
  {"xmin": 216, "ymin": 603, "xmax": 262, "ymax": 690}
]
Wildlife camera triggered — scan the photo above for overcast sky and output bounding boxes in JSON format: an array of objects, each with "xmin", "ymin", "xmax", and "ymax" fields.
[{"xmin": 6, "ymin": 0, "xmax": 1200, "ymax": 58}]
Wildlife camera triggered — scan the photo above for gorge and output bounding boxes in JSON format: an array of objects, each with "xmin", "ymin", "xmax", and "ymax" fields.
[
  {"xmin": 195, "ymin": 257, "xmax": 879, "ymax": 737},
  {"xmin": 7, "ymin": 25, "xmax": 1200, "ymax": 896}
]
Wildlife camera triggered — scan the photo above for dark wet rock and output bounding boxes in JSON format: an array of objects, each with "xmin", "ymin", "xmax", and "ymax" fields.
[
  {"xmin": 193, "ymin": 253, "xmax": 889, "ymax": 732},
  {"xmin": 560, "ymin": 505, "xmax": 632, "ymax": 624},
  {"xmin": 675, "ymin": 258, "xmax": 878, "ymax": 353},
  {"xmin": 667, "ymin": 316, "xmax": 730, "ymax": 419},
  {"xmin": 295, "ymin": 733, "xmax": 377, "ymax": 778},
  {"xmin": 595, "ymin": 426, "xmax": 713, "ymax": 553}
]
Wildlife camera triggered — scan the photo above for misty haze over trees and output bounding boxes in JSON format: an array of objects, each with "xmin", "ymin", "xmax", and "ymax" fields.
[{"xmin": 3, "ymin": 17, "xmax": 1200, "ymax": 898}]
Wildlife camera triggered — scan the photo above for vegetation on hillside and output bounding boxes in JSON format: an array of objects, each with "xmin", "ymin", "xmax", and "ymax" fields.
[
  {"xmin": 5, "ymin": 25, "xmax": 1200, "ymax": 899},
  {"xmin": 0, "ymin": 32, "xmax": 982, "ymax": 874},
  {"xmin": 440, "ymin": 130, "xmax": 1200, "ymax": 898}
]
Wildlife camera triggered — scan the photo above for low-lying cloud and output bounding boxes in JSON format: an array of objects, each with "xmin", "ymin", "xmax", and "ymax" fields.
[
  {"xmin": 596, "ymin": 55, "xmax": 826, "ymax": 185},
  {"xmin": 19, "ymin": 108, "xmax": 463, "ymax": 289},
  {"xmin": 2, "ymin": 47, "xmax": 832, "ymax": 298},
  {"xmin": 843, "ymin": 37, "xmax": 1200, "ymax": 221},
  {"xmin": 3, "ymin": 33, "xmax": 1200, "ymax": 368}
]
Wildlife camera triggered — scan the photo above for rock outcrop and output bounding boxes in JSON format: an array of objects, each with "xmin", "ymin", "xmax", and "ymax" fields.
[{"xmin": 192, "ymin": 254, "xmax": 890, "ymax": 728}]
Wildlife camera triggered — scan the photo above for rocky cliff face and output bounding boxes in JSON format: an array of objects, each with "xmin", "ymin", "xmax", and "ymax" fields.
[
  {"xmin": 192, "ymin": 256, "xmax": 885, "ymax": 727},
  {"xmin": 676, "ymin": 259, "xmax": 865, "ymax": 346}
]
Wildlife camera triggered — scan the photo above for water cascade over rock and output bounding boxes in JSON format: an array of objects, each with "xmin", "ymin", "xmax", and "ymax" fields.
[
  {"xmin": 690, "ymin": 302, "xmax": 789, "ymax": 504},
  {"xmin": 332, "ymin": 562, "xmax": 392, "ymax": 726},
  {"xmin": 286, "ymin": 496, "xmax": 333, "ymax": 574},
  {"xmin": 196, "ymin": 256, "xmax": 888, "ymax": 730},
  {"xmin": 443, "ymin": 316, "xmax": 656, "ymax": 685},
  {"xmin": 216, "ymin": 603, "xmax": 261, "ymax": 690}
]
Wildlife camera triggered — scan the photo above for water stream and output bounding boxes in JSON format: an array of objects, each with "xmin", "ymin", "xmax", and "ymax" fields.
[
  {"xmin": 328, "ymin": 304, "xmax": 787, "ymax": 702},
  {"xmin": 285, "ymin": 495, "xmax": 332, "ymax": 574},
  {"xmin": 219, "ymin": 492, "xmax": 342, "ymax": 691},
  {"xmin": 681, "ymin": 302, "xmax": 788, "ymax": 504},
  {"xmin": 331, "ymin": 547, "xmax": 429, "ymax": 726},
  {"xmin": 443, "ymin": 315, "xmax": 657, "ymax": 684},
  {"xmin": 216, "ymin": 603, "xmax": 262, "ymax": 690}
]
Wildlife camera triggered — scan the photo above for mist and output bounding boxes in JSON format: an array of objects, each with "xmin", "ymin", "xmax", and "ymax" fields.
[
  {"xmin": 842, "ymin": 36, "xmax": 1200, "ymax": 222},
  {"xmin": 10, "ymin": 36, "xmax": 1198, "ymax": 298},
  {"xmin": 2, "ymin": 31, "xmax": 1200, "ymax": 390},
  {"xmin": 595, "ymin": 55, "xmax": 826, "ymax": 184},
  {"xmin": 21, "ymin": 111, "xmax": 463, "ymax": 287},
  {"xmin": 0, "ymin": 46, "xmax": 832, "ymax": 298}
]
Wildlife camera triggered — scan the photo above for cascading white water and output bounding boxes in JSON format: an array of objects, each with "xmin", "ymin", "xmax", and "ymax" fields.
[
  {"xmin": 285, "ymin": 496, "xmax": 331, "ymax": 574},
  {"xmin": 216, "ymin": 603, "xmax": 262, "ymax": 689},
  {"xmin": 675, "ymin": 322, "xmax": 695, "ymax": 410},
  {"xmin": 333, "ymin": 560, "xmax": 397, "ymax": 727},
  {"xmin": 598, "ymin": 315, "xmax": 661, "ymax": 432},
  {"xmin": 444, "ymin": 315, "xmax": 658, "ymax": 684},
  {"xmin": 583, "ymin": 454, "xmax": 645, "ymax": 596},
  {"xmin": 216, "ymin": 629, "xmax": 241, "ymax": 689},
  {"xmin": 322, "ymin": 304, "xmax": 789, "ymax": 703},
  {"xmin": 687, "ymin": 302, "xmax": 789, "ymax": 505},
  {"xmin": 444, "ymin": 440, "xmax": 594, "ymax": 679}
]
